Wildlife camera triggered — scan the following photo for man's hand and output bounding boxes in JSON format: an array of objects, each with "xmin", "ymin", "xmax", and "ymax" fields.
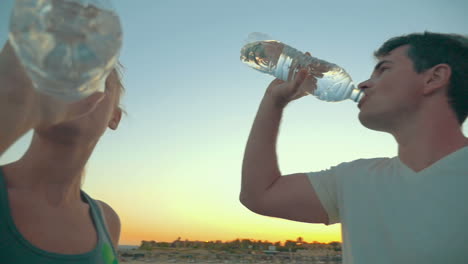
[{"xmin": 264, "ymin": 52, "xmax": 319, "ymax": 108}]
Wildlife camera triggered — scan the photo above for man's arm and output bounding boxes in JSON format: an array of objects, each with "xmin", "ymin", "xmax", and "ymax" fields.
[
  {"xmin": 0, "ymin": 42, "xmax": 105, "ymax": 155},
  {"xmin": 240, "ymin": 69, "xmax": 328, "ymax": 224}
]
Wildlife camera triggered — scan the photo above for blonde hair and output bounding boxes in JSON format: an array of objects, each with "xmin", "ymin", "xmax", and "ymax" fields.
[{"xmin": 106, "ymin": 61, "xmax": 127, "ymax": 115}]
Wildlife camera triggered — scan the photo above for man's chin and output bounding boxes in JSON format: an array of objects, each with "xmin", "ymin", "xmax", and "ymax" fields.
[{"xmin": 358, "ymin": 112, "xmax": 392, "ymax": 132}]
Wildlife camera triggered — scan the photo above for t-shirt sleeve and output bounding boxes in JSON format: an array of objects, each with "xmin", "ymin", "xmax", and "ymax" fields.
[{"xmin": 307, "ymin": 167, "xmax": 341, "ymax": 225}]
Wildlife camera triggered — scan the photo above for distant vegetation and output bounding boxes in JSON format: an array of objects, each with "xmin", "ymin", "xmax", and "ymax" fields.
[{"xmin": 139, "ymin": 237, "xmax": 341, "ymax": 253}]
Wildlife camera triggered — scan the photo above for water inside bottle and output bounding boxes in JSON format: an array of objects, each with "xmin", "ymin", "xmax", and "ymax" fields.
[
  {"xmin": 9, "ymin": 0, "xmax": 122, "ymax": 101},
  {"xmin": 240, "ymin": 40, "xmax": 283, "ymax": 75},
  {"xmin": 314, "ymin": 68, "xmax": 358, "ymax": 101}
]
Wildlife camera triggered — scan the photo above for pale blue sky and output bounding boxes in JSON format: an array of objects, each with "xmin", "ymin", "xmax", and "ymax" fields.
[{"xmin": 1, "ymin": 0, "xmax": 467, "ymax": 244}]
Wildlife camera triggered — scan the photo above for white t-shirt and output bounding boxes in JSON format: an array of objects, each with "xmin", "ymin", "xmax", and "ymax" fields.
[{"xmin": 307, "ymin": 146, "xmax": 468, "ymax": 264}]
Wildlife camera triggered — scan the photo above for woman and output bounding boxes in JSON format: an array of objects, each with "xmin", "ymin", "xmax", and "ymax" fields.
[{"xmin": 0, "ymin": 65, "xmax": 125, "ymax": 264}]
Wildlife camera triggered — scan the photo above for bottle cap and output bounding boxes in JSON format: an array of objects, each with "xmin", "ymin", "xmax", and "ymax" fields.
[{"xmin": 244, "ymin": 32, "xmax": 273, "ymax": 43}]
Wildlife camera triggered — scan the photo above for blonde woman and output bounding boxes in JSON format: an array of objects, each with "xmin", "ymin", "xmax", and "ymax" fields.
[{"xmin": 0, "ymin": 59, "xmax": 125, "ymax": 263}]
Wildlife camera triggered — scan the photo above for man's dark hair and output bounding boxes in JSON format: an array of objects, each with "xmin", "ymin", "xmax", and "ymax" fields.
[{"xmin": 374, "ymin": 32, "xmax": 468, "ymax": 124}]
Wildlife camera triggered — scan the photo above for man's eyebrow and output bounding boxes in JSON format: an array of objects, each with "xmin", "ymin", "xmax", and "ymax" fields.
[{"xmin": 374, "ymin": 60, "xmax": 393, "ymax": 71}]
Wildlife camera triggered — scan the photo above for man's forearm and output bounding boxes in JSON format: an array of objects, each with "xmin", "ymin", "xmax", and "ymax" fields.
[{"xmin": 240, "ymin": 93, "xmax": 285, "ymax": 206}]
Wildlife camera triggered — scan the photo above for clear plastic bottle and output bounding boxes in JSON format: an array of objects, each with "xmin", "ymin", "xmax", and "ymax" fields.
[
  {"xmin": 240, "ymin": 37, "xmax": 363, "ymax": 102},
  {"xmin": 9, "ymin": 0, "xmax": 123, "ymax": 102}
]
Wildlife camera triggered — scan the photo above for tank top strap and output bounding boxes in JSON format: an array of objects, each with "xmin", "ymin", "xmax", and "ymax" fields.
[
  {"xmin": 80, "ymin": 191, "xmax": 118, "ymax": 258},
  {"xmin": 0, "ymin": 167, "xmax": 11, "ymax": 238}
]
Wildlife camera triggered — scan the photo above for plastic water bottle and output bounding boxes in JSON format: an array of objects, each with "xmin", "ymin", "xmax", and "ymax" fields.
[
  {"xmin": 240, "ymin": 34, "xmax": 363, "ymax": 102},
  {"xmin": 9, "ymin": 0, "xmax": 123, "ymax": 102}
]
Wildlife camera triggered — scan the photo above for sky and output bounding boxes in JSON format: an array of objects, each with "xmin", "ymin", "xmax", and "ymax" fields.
[{"xmin": 1, "ymin": 0, "xmax": 467, "ymax": 246}]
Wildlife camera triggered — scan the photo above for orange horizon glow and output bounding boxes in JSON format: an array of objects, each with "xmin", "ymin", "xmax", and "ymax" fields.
[{"xmin": 112, "ymin": 197, "xmax": 343, "ymax": 246}]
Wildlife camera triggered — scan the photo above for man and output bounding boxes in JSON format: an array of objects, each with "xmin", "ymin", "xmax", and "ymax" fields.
[
  {"xmin": 0, "ymin": 55, "xmax": 124, "ymax": 263},
  {"xmin": 0, "ymin": 41, "xmax": 105, "ymax": 155},
  {"xmin": 240, "ymin": 32, "xmax": 468, "ymax": 263}
]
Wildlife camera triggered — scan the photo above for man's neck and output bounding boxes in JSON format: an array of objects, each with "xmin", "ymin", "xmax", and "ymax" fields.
[{"xmin": 395, "ymin": 118, "xmax": 467, "ymax": 172}]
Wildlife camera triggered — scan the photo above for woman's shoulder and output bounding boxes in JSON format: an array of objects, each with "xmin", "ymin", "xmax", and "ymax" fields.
[{"xmin": 95, "ymin": 200, "xmax": 121, "ymax": 248}]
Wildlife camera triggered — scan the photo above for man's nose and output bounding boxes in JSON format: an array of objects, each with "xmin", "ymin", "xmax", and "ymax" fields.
[{"xmin": 358, "ymin": 79, "xmax": 372, "ymax": 91}]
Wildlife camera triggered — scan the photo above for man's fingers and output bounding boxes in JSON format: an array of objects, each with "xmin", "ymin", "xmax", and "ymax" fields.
[
  {"xmin": 299, "ymin": 75, "xmax": 318, "ymax": 95},
  {"xmin": 281, "ymin": 69, "xmax": 306, "ymax": 100},
  {"xmin": 293, "ymin": 69, "xmax": 308, "ymax": 87}
]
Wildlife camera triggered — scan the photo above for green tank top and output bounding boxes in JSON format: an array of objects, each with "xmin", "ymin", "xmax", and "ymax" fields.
[{"xmin": 0, "ymin": 168, "xmax": 119, "ymax": 264}]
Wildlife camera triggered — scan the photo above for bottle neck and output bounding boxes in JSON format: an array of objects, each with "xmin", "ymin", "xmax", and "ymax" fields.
[{"xmin": 349, "ymin": 87, "xmax": 364, "ymax": 102}]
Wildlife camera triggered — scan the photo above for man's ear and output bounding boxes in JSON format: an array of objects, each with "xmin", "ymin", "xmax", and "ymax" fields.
[
  {"xmin": 423, "ymin": 63, "xmax": 451, "ymax": 96},
  {"xmin": 109, "ymin": 107, "xmax": 122, "ymax": 130}
]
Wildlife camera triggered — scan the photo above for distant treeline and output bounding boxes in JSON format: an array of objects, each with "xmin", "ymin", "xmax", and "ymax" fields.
[{"xmin": 139, "ymin": 237, "xmax": 342, "ymax": 252}]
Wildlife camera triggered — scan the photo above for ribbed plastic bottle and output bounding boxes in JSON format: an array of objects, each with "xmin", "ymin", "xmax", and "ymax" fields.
[
  {"xmin": 9, "ymin": 0, "xmax": 123, "ymax": 101},
  {"xmin": 240, "ymin": 38, "xmax": 363, "ymax": 102}
]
